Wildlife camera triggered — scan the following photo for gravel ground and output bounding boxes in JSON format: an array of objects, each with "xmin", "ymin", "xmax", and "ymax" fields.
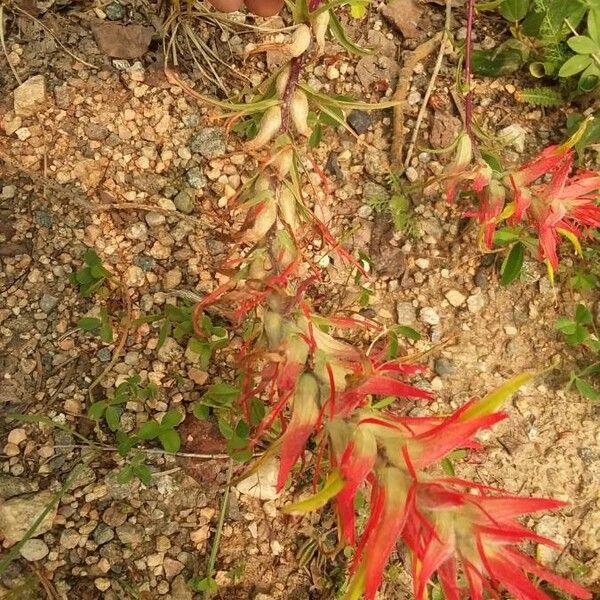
[{"xmin": 1, "ymin": 1, "xmax": 599, "ymax": 598}]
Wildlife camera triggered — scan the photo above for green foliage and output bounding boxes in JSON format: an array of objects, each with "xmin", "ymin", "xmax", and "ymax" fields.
[
  {"xmin": 70, "ymin": 249, "xmax": 111, "ymax": 297},
  {"xmin": 555, "ymin": 303, "xmax": 600, "ymax": 401},
  {"xmin": 138, "ymin": 409, "xmax": 185, "ymax": 453},
  {"xmin": 78, "ymin": 307, "xmax": 114, "ymax": 344},
  {"xmin": 192, "ymin": 382, "xmax": 255, "ymax": 461},
  {"xmin": 515, "ymin": 86, "xmax": 564, "ymax": 106},
  {"xmin": 116, "ymin": 452, "xmax": 153, "ymax": 486},
  {"xmin": 500, "ymin": 241, "xmax": 525, "ymax": 285},
  {"xmin": 490, "ymin": 0, "xmax": 600, "ymax": 95}
]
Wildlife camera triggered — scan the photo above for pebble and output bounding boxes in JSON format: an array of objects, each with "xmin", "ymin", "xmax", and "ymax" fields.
[
  {"xmin": 93, "ymin": 523, "xmax": 115, "ymax": 545},
  {"xmin": 145, "ymin": 212, "xmax": 166, "ymax": 227},
  {"xmin": 135, "ymin": 255, "xmax": 155, "ymax": 272},
  {"xmin": 39, "ymin": 293, "xmax": 59, "ymax": 313},
  {"xmin": 116, "ymin": 522, "xmax": 144, "ymax": 546},
  {"xmin": 94, "ymin": 578, "xmax": 111, "ymax": 592},
  {"xmin": 60, "ymin": 528, "xmax": 81, "ymax": 549},
  {"xmin": 124, "ymin": 265, "xmax": 146, "ymax": 287},
  {"xmin": 415, "ymin": 258, "xmax": 429, "ymax": 270},
  {"xmin": 346, "ymin": 109, "xmax": 371, "ymax": 135},
  {"xmin": 434, "ymin": 358, "xmax": 454, "ymax": 377},
  {"xmin": 357, "ymin": 205, "xmax": 373, "ymax": 218},
  {"xmin": 396, "ymin": 301, "xmax": 417, "ymax": 325},
  {"xmin": 186, "ymin": 167, "xmax": 207, "ymax": 190},
  {"xmin": 105, "ymin": 1, "xmax": 126, "ymax": 20},
  {"xmin": 163, "ymin": 557, "xmax": 185, "ymax": 580},
  {"xmin": 174, "ymin": 190, "xmax": 196, "ymax": 213},
  {"xmin": 405, "ymin": 166, "xmax": 418, "ymax": 182},
  {"xmin": 126, "ymin": 222, "xmax": 148, "ymax": 241},
  {"xmin": 504, "ymin": 324, "xmax": 518, "ymax": 336},
  {"xmin": 444, "ymin": 289, "xmax": 466, "ymax": 307},
  {"xmin": 189, "ymin": 127, "xmax": 226, "ymax": 158},
  {"xmin": 19, "ymin": 539, "xmax": 49, "ymax": 562},
  {"xmin": 1, "ymin": 185, "xmax": 16, "ymax": 199},
  {"xmin": 473, "ymin": 267, "xmax": 488, "ymax": 288},
  {"xmin": 163, "ymin": 268, "xmax": 183, "ymax": 290},
  {"xmin": 0, "ymin": 475, "xmax": 38, "ymax": 499},
  {"xmin": 149, "ymin": 241, "xmax": 171, "ymax": 260},
  {"xmin": 7, "ymin": 428, "xmax": 27, "ymax": 445},
  {"xmin": 407, "ymin": 91, "xmax": 421, "ymax": 105},
  {"xmin": 326, "ymin": 65, "xmax": 340, "ymax": 80},
  {"xmin": 97, "ymin": 348, "xmax": 112, "ymax": 363},
  {"xmin": 0, "ymin": 490, "xmax": 57, "ymax": 545},
  {"xmin": 466, "ymin": 293, "xmax": 486, "ymax": 314},
  {"xmin": 14, "ymin": 75, "xmax": 46, "ymax": 117},
  {"xmin": 419, "ymin": 307, "xmax": 440, "ymax": 326}
]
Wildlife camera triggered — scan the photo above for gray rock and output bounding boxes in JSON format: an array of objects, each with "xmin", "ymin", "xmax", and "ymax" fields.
[
  {"xmin": 434, "ymin": 358, "xmax": 454, "ymax": 377},
  {"xmin": 174, "ymin": 190, "xmax": 195, "ymax": 214},
  {"xmin": 34, "ymin": 210, "xmax": 53, "ymax": 227},
  {"xmin": 0, "ymin": 474, "xmax": 39, "ymax": 499},
  {"xmin": 363, "ymin": 181, "xmax": 388, "ymax": 203},
  {"xmin": 325, "ymin": 152, "xmax": 342, "ymax": 178},
  {"xmin": 419, "ymin": 307, "xmax": 440, "ymax": 326},
  {"xmin": 396, "ymin": 301, "xmax": 417, "ymax": 325},
  {"xmin": 473, "ymin": 267, "xmax": 488, "ymax": 289},
  {"xmin": 97, "ymin": 348, "xmax": 112, "ymax": 363},
  {"xmin": 71, "ymin": 465, "xmax": 96, "ymax": 489},
  {"xmin": 0, "ymin": 490, "xmax": 57, "ymax": 546},
  {"xmin": 60, "ymin": 528, "xmax": 80, "ymax": 549},
  {"xmin": 189, "ymin": 127, "xmax": 226, "ymax": 158},
  {"xmin": 19, "ymin": 538, "xmax": 49, "ymax": 561},
  {"xmin": 93, "ymin": 523, "xmax": 115, "ymax": 545},
  {"xmin": 135, "ymin": 255, "xmax": 155, "ymax": 272},
  {"xmin": 347, "ymin": 109, "xmax": 371, "ymax": 134},
  {"xmin": 39, "ymin": 294, "xmax": 58, "ymax": 313},
  {"xmin": 105, "ymin": 1, "xmax": 126, "ymax": 20},
  {"xmin": 170, "ymin": 575, "xmax": 193, "ymax": 600},
  {"xmin": 85, "ymin": 123, "xmax": 110, "ymax": 141},
  {"xmin": 186, "ymin": 168, "xmax": 207, "ymax": 190},
  {"xmin": 182, "ymin": 113, "xmax": 200, "ymax": 128},
  {"xmin": 157, "ymin": 337, "xmax": 183, "ymax": 362}
]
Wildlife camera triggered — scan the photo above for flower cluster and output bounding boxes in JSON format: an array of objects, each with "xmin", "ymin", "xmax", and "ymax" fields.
[{"xmin": 446, "ymin": 131, "xmax": 600, "ymax": 273}]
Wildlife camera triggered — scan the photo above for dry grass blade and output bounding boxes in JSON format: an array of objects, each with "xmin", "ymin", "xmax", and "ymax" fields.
[{"xmin": 0, "ymin": 5, "xmax": 22, "ymax": 85}]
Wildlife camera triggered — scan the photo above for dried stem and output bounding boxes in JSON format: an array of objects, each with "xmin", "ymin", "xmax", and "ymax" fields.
[{"xmin": 464, "ymin": 0, "xmax": 475, "ymax": 134}]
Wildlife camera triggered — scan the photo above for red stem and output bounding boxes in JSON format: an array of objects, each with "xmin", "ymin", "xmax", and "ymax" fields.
[{"xmin": 464, "ymin": 0, "xmax": 475, "ymax": 135}]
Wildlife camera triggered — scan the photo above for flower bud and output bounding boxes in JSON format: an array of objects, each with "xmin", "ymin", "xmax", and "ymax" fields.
[
  {"xmin": 278, "ymin": 187, "xmax": 299, "ymax": 232},
  {"xmin": 271, "ymin": 148, "xmax": 294, "ymax": 179},
  {"xmin": 289, "ymin": 90, "xmax": 310, "ymax": 137},
  {"xmin": 243, "ymin": 196, "xmax": 277, "ymax": 242},
  {"xmin": 248, "ymin": 105, "xmax": 282, "ymax": 150},
  {"xmin": 275, "ymin": 65, "xmax": 291, "ymax": 99},
  {"xmin": 289, "ymin": 24, "xmax": 311, "ymax": 57},
  {"xmin": 264, "ymin": 310, "xmax": 284, "ymax": 350},
  {"xmin": 312, "ymin": 10, "xmax": 329, "ymax": 55}
]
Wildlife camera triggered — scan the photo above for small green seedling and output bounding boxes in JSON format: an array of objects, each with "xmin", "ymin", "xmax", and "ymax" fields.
[
  {"xmin": 78, "ymin": 307, "xmax": 114, "ymax": 344},
  {"xmin": 89, "ymin": 375, "xmax": 158, "ymax": 432},
  {"xmin": 70, "ymin": 249, "xmax": 111, "ymax": 297},
  {"xmin": 555, "ymin": 303, "xmax": 600, "ymax": 401},
  {"xmin": 192, "ymin": 383, "xmax": 261, "ymax": 461},
  {"xmin": 137, "ymin": 409, "xmax": 185, "ymax": 453},
  {"xmin": 116, "ymin": 452, "xmax": 153, "ymax": 486}
]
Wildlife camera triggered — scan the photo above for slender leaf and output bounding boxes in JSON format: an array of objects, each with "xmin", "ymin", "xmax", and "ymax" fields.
[{"xmin": 500, "ymin": 242, "xmax": 525, "ymax": 286}]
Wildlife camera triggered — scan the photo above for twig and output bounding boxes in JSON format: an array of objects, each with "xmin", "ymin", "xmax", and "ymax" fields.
[
  {"xmin": 202, "ymin": 460, "xmax": 233, "ymax": 598},
  {"xmin": 464, "ymin": 0, "xmax": 476, "ymax": 134},
  {"xmin": 51, "ymin": 443, "xmax": 234, "ymax": 460},
  {"xmin": 391, "ymin": 32, "xmax": 443, "ymax": 171},
  {"xmin": 403, "ymin": 0, "xmax": 453, "ymax": 168}
]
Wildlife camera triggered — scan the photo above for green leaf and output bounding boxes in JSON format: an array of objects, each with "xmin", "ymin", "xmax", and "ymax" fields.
[
  {"xmin": 133, "ymin": 464, "xmax": 153, "ymax": 486},
  {"xmin": 88, "ymin": 400, "xmax": 107, "ymax": 420},
  {"xmin": 371, "ymin": 395, "xmax": 396, "ymax": 410},
  {"xmin": 217, "ymin": 416, "xmax": 235, "ymax": 439},
  {"xmin": 202, "ymin": 383, "xmax": 239, "ymax": 408},
  {"xmin": 161, "ymin": 409, "xmax": 184, "ymax": 429},
  {"xmin": 574, "ymin": 378, "xmax": 600, "ymax": 401},
  {"xmin": 349, "ymin": 0, "xmax": 367, "ymax": 19},
  {"xmin": 555, "ymin": 318, "xmax": 577, "ymax": 335},
  {"xmin": 567, "ymin": 35, "xmax": 600, "ymax": 55},
  {"xmin": 84, "ymin": 249, "xmax": 102, "ymax": 266},
  {"xmin": 99, "ymin": 320, "xmax": 113, "ymax": 344},
  {"xmin": 157, "ymin": 319, "xmax": 171, "ymax": 349},
  {"xmin": 229, "ymin": 447, "xmax": 253, "ymax": 462},
  {"xmin": 78, "ymin": 317, "xmax": 101, "ymax": 332},
  {"xmin": 472, "ymin": 40, "xmax": 529, "ymax": 76},
  {"xmin": 559, "ymin": 54, "xmax": 593, "ymax": 77},
  {"xmin": 116, "ymin": 431, "xmax": 137, "ymax": 456},
  {"xmin": 441, "ymin": 457, "xmax": 455, "ymax": 476},
  {"xmin": 116, "ymin": 465, "xmax": 134, "ymax": 484},
  {"xmin": 309, "ymin": 122, "xmax": 322, "ymax": 148},
  {"xmin": 569, "ymin": 272, "xmax": 597, "ymax": 290},
  {"xmin": 235, "ymin": 420, "xmax": 250, "ymax": 439},
  {"xmin": 249, "ymin": 397, "xmax": 266, "ymax": 426},
  {"xmin": 499, "ymin": 0, "xmax": 530, "ymax": 21},
  {"xmin": 105, "ymin": 405, "xmax": 121, "ymax": 432},
  {"xmin": 589, "ymin": 8, "xmax": 600, "ymax": 45},
  {"xmin": 90, "ymin": 265, "xmax": 109, "ymax": 279},
  {"xmin": 158, "ymin": 429, "xmax": 181, "ymax": 453},
  {"xmin": 192, "ymin": 402, "xmax": 210, "ymax": 420},
  {"xmin": 575, "ymin": 303, "xmax": 592, "ymax": 325},
  {"xmin": 75, "ymin": 268, "xmax": 93, "ymax": 285},
  {"xmin": 328, "ymin": 11, "xmax": 373, "ymax": 56},
  {"xmin": 480, "ymin": 151, "xmax": 504, "ymax": 173},
  {"xmin": 494, "ymin": 227, "xmax": 522, "ymax": 245},
  {"xmin": 515, "ymin": 87, "xmax": 563, "ymax": 107},
  {"xmin": 394, "ymin": 325, "xmax": 421, "ymax": 341},
  {"xmin": 578, "ymin": 63, "xmax": 600, "ymax": 92},
  {"xmin": 137, "ymin": 420, "xmax": 160, "ymax": 440},
  {"xmin": 500, "ymin": 242, "xmax": 524, "ymax": 286},
  {"xmin": 282, "ymin": 471, "xmax": 345, "ymax": 514},
  {"xmin": 189, "ymin": 577, "xmax": 218, "ymax": 593}
]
